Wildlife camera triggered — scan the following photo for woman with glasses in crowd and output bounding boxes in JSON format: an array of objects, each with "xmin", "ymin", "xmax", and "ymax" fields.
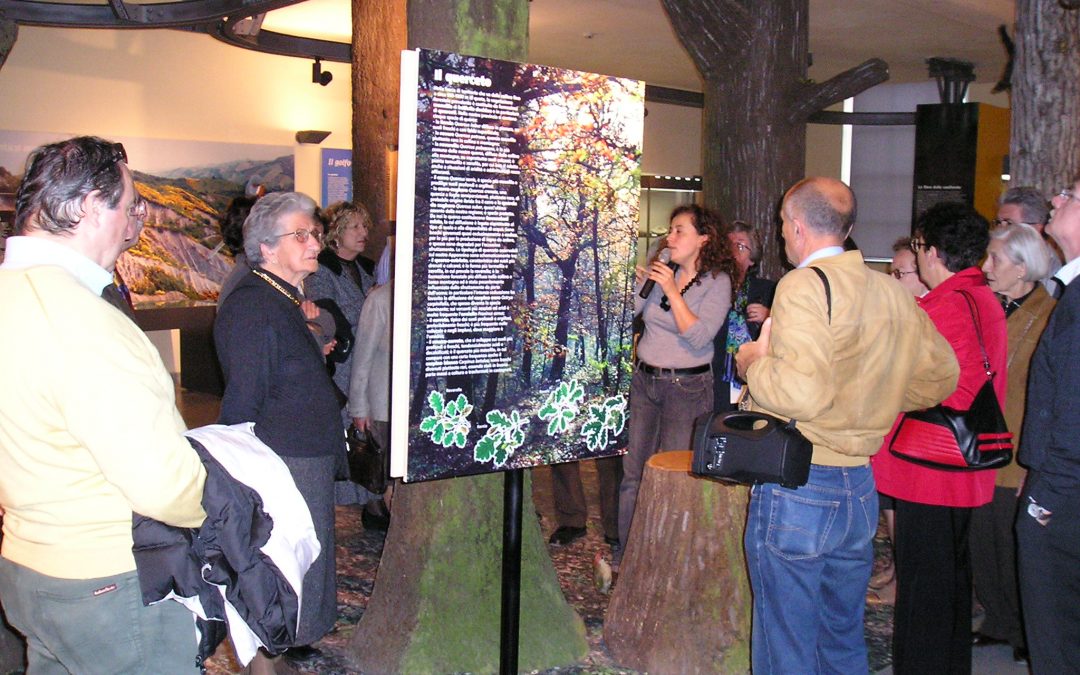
[
  {"xmin": 214, "ymin": 192, "xmax": 343, "ymax": 673},
  {"xmin": 712, "ymin": 220, "xmax": 775, "ymax": 410},
  {"xmin": 872, "ymin": 202, "xmax": 1007, "ymax": 675},
  {"xmin": 968, "ymin": 223, "xmax": 1058, "ymax": 663}
]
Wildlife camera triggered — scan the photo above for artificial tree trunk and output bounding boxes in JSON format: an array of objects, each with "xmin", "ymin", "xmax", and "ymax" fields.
[
  {"xmin": 660, "ymin": 0, "xmax": 888, "ymax": 278},
  {"xmin": 348, "ymin": 1, "xmax": 588, "ymax": 672},
  {"xmin": 1010, "ymin": 0, "xmax": 1080, "ymax": 192},
  {"xmin": 604, "ymin": 451, "xmax": 751, "ymax": 673}
]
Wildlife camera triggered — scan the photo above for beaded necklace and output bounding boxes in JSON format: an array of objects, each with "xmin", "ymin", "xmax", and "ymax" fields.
[
  {"xmin": 251, "ymin": 268, "xmax": 301, "ymax": 306},
  {"xmin": 660, "ymin": 269, "xmax": 705, "ymax": 311}
]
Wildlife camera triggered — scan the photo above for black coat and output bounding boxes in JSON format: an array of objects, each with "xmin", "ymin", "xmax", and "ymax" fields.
[
  {"xmin": 214, "ymin": 268, "xmax": 343, "ymax": 459},
  {"xmin": 132, "ymin": 437, "xmax": 301, "ymax": 660}
]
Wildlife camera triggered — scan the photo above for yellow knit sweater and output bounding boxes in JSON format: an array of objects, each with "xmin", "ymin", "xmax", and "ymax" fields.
[{"xmin": 0, "ymin": 266, "xmax": 206, "ymax": 579}]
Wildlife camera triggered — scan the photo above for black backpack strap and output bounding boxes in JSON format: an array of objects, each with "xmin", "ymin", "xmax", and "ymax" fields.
[{"xmin": 809, "ymin": 266, "xmax": 832, "ymax": 324}]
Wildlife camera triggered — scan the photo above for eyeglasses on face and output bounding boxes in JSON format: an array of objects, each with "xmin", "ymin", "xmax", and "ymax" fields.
[
  {"xmin": 1055, "ymin": 188, "xmax": 1077, "ymax": 203},
  {"xmin": 908, "ymin": 239, "xmax": 928, "ymax": 253},
  {"xmin": 273, "ymin": 228, "xmax": 323, "ymax": 244},
  {"xmin": 891, "ymin": 269, "xmax": 917, "ymax": 279},
  {"xmin": 733, "ymin": 242, "xmax": 751, "ymax": 253},
  {"xmin": 992, "ymin": 218, "xmax": 1037, "ymax": 228},
  {"xmin": 127, "ymin": 199, "xmax": 148, "ymax": 222}
]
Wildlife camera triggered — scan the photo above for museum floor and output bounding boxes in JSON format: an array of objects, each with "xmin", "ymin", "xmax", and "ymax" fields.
[{"xmin": 173, "ymin": 389, "xmax": 1023, "ymax": 675}]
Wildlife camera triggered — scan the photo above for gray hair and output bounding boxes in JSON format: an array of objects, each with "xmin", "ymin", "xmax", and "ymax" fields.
[
  {"xmin": 730, "ymin": 220, "xmax": 763, "ymax": 264},
  {"xmin": 15, "ymin": 136, "xmax": 128, "ymax": 235},
  {"xmin": 243, "ymin": 191, "xmax": 317, "ymax": 263},
  {"xmin": 989, "ymin": 223, "xmax": 1060, "ymax": 282},
  {"xmin": 999, "ymin": 186, "xmax": 1050, "ymax": 226}
]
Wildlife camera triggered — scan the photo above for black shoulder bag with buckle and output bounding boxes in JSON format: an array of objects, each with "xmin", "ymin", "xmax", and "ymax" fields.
[
  {"xmin": 691, "ymin": 267, "xmax": 830, "ymax": 488},
  {"xmin": 888, "ymin": 290, "xmax": 1012, "ymax": 471}
]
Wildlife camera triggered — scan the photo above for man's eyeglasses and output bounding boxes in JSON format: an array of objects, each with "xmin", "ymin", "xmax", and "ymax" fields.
[
  {"xmin": 1055, "ymin": 188, "xmax": 1077, "ymax": 203},
  {"xmin": 908, "ymin": 239, "xmax": 929, "ymax": 253},
  {"xmin": 992, "ymin": 218, "xmax": 1037, "ymax": 228},
  {"xmin": 273, "ymin": 228, "xmax": 322, "ymax": 244},
  {"xmin": 891, "ymin": 269, "xmax": 917, "ymax": 279},
  {"xmin": 128, "ymin": 199, "xmax": 148, "ymax": 222}
]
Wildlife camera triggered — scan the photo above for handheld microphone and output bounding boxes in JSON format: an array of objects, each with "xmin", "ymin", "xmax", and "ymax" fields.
[{"xmin": 639, "ymin": 248, "xmax": 680, "ymax": 299}]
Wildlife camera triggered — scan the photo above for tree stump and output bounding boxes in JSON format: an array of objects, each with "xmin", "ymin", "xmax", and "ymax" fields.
[{"xmin": 604, "ymin": 451, "xmax": 751, "ymax": 674}]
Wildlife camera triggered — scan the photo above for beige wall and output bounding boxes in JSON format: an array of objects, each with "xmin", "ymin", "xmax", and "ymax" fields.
[{"xmin": 0, "ymin": 27, "xmax": 352, "ymax": 146}]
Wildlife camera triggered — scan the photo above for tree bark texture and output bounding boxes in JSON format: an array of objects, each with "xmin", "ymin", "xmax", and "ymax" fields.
[
  {"xmin": 1011, "ymin": 0, "xmax": 1080, "ymax": 192},
  {"xmin": 350, "ymin": 2, "xmax": 588, "ymax": 672},
  {"xmin": 604, "ymin": 451, "xmax": 751, "ymax": 674},
  {"xmin": 352, "ymin": 0, "xmax": 406, "ymax": 250},
  {"xmin": 348, "ymin": 473, "xmax": 586, "ymax": 673},
  {"xmin": 660, "ymin": 0, "xmax": 887, "ymax": 278}
]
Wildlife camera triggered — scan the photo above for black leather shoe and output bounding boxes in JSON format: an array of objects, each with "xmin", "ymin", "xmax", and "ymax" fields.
[
  {"xmin": 284, "ymin": 645, "xmax": 321, "ymax": 661},
  {"xmin": 971, "ymin": 632, "xmax": 1008, "ymax": 647},
  {"xmin": 361, "ymin": 503, "xmax": 390, "ymax": 532},
  {"xmin": 548, "ymin": 526, "xmax": 586, "ymax": 545},
  {"xmin": 1012, "ymin": 646, "xmax": 1028, "ymax": 664}
]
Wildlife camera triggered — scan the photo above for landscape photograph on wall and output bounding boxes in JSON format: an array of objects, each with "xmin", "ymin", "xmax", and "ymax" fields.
[
  {"xmin": 0, "ymin": 130, "xmax": 292, "ymax": 307},
  {"xmin": 394, "ymin": 49, "xmax": 645, "ymax": 482}
]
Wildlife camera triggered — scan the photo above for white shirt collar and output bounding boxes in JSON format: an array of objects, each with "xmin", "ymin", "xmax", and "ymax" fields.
[
  {"xmin": 798, "ymin": 245, "xmax": 846, "ymax": 269},
  {"xmin": 1054, "ymin": 256, "xmax": 1080, "ymax": 286},
  {"xmin": 0, "ymin": 236, "xmax": 113, "ymax": 295}
]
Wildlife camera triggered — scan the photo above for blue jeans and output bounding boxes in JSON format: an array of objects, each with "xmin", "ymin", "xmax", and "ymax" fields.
[{"xmin": 745, "ymin": 464, "xmax": 878, "ymax": 674}]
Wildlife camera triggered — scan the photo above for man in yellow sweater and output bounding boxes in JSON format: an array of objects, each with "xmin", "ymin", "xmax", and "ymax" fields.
[{"xmin": 0, "ymin": 136, "xmax": 207, "ymax": 674}]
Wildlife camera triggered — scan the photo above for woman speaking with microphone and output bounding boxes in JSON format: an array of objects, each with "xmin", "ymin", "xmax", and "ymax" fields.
[{"xmin": 616, "ymin": 204, "xmax": 735, "ymax": 567}]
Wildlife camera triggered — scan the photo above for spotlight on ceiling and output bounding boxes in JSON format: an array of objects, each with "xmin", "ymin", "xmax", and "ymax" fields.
[{"xmin": 312, "ymin": 58, "xmax": 332, "ymax": 86}]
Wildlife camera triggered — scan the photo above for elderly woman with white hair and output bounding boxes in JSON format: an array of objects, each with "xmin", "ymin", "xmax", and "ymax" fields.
[
  {"xmin": 214, "ymin": 191, "xmax": 342, "ymax": 669},
  {"xmin": 969, "ymin": 223, "xmax": 1059, "ymax": 662}
]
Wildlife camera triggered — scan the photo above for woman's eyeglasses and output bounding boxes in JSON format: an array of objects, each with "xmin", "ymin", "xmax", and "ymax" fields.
[
  {"xmin": 273, "ymin": 228, "xmax": 323, "ymax": 244},
  {"xmin": 908, "ymin": 239, "xmax": 928, "ymax": 253}
]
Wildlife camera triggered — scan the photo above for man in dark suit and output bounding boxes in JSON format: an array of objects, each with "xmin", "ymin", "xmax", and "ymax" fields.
[{"xmin": 1016, "ymin": 176, "xmax": 1080, "ymax": 675}]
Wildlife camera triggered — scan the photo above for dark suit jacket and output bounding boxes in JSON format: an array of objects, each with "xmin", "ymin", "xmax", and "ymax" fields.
[{"xmin": 1019, "ymin": 277, "xmax": 1080, "ymax": 512}]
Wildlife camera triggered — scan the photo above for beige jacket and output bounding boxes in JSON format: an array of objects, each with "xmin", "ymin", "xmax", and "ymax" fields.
[
  {"xmin": 747, "ymin": 251, "xmax": 959, "ymax": 466},
  {"xmin": 998, "ymin": 285, "xmax": 1055, "ymax": 487}
]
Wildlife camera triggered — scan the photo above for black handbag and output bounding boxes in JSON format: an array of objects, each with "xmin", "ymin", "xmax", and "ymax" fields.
[
  {"xmin": 888, "ymin": 291, "xmax": 1013, "ymax": 471},
  {"xmin": 347, "ymin": 425, "xmax": 388, "ymax": 494},
  {"xmin": 691, "ymin": 411, "xmax": 814, "ymax": 488}
]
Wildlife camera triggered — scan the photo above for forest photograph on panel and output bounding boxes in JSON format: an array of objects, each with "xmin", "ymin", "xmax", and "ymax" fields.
[{"xmin": 404, "ymin": 49, "xmax": 644, "ymax": 482}]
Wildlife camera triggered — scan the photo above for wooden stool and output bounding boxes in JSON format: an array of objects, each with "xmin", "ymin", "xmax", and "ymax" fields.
[{"xmin": 604, "ymin": 451, "xmax": 751, "ymax": 673}]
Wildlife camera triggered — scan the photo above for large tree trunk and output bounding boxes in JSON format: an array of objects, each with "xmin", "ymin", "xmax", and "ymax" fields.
[
  {"xmin": 349, "ymin": 2, "xmax": 588, "ymax": 672},
  {"xmin": 1010, "ymin": 0, "xmax": 1080, "ymax": 192},
  {"xmin": 661, "ymin": 0, "xmax": 888, "ymax": 278},
  {"xmin": 352, "ymin": 0, "xmax": 406, "ymax": 251},
  {"xmin": 348, "ymin": 473, "xmax": 585, "ymax": 673},
  {"xmin": 604, "ymin": 451, "xmax": 751, "ymax": 673}
]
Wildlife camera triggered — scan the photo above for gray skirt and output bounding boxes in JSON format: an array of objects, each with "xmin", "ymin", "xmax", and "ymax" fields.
[{"xmin": 280, "ymin": 453, "xmax": 338, "ymax": 646}]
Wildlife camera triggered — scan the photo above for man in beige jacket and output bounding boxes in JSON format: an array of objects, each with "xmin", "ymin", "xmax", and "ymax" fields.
[{"xmin": 736, "ymin": 177, "xmax": 958, "ymax": 673}]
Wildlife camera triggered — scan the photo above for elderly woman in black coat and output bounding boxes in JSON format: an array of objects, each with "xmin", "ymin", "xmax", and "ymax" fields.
[{"xmin": 214, "ymin": 191, "xmax": 342, "ymax": 671}]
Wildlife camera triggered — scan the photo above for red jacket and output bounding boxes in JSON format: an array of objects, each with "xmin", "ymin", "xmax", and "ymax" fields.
[{"xmin": 872, "ymin": 268, "xmax": 1007, "ymax": 507}]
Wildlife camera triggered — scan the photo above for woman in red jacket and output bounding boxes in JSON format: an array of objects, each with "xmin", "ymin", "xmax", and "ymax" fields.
[{"xmin": 872, "ymin": 202, "xmax": 1007, "ymax": 675}]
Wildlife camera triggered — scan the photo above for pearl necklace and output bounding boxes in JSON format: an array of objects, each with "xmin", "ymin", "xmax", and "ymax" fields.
[{"xmin": 251, "ymin": 268, "xmax": 300, "ymax": 306}]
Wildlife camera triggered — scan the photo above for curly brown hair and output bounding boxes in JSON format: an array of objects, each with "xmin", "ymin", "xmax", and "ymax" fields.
[{"xmin": 667, "ymin": 204, "xmax": 739, "ymax": 290}]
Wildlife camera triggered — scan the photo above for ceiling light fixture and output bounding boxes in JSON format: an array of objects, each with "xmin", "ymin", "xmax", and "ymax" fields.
[{"xmin": 312, "ymin": 58, "xmax": 332, "ymax": 86}]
